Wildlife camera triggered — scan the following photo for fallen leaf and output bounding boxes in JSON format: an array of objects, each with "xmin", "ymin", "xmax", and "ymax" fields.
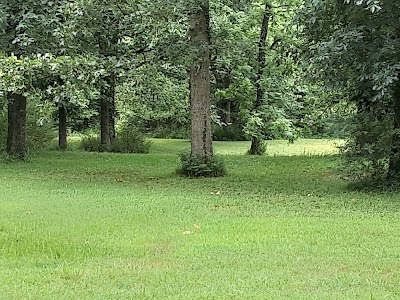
[
  {"xmin": 194, "ymin": 224, "xmax": 200, "ymax": 229},
  {"xmin": 216, "ymin": 191, "xmax": 221, "ymax": 195},
  {"xmin": 183, "ymin": 230, "xmax": 192, "ymax": 235}
]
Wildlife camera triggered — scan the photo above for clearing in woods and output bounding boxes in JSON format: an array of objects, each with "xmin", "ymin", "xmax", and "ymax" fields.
[{"xmin": 0, "ymin": 139, "xmax": 399, "ymax": 299}]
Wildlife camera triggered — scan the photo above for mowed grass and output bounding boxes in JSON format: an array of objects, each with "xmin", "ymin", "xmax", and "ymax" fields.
[
  {"xmin": 1, "ymin": 139, "xmax": 400, "ymax": 299},
  {"xmin": 149, "ymin": 138, "xmax": 342, "ymax": 156}
]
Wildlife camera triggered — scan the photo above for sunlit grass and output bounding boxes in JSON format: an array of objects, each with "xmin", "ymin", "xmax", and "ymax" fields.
[
  {"xmin": 0, "ymin": 139, "xmax": 399, "ymax": 299},
  {"xmin": 150, "ymin": 138, "xmax": 343, "ymax": 156}
]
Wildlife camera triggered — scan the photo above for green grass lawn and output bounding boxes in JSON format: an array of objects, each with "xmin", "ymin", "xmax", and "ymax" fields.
[
  {"xmin": 149, "ymin": 138, "xmax": 342, "ymax": 156},
  {"xmin": 1, "ymin": 139, "xmax": 399, "ymax": 299}
]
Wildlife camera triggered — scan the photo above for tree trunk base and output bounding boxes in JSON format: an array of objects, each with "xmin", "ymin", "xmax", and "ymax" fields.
[
  {"xmin": 100, "ymin": 97, "xmax": 111, "ymax": 151},
  {"xmin": 58, "ymin": 105, "xmax": 68, "ymax": 150},
  {"xmin": 249, "ymin": 137, "xmax": 265, "ymax": 155},
  {"xmin": 6, "ymin": 93, "xmax": 27, "ymax": 159}
]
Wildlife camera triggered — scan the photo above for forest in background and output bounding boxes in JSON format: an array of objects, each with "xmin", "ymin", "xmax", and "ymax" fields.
[{"xmin": 0, "ymin": 0, "xmax": 399, "ymax": 185}]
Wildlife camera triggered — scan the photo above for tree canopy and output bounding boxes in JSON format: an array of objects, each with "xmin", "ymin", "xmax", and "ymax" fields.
[{"xmin": 1, "ymin": 0, "xmax": 399, "ymax": 183}]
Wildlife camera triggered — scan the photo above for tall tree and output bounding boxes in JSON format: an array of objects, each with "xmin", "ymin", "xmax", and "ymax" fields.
[
  {"xmin": 0, "ymin": 0, "xmax": 68, "ymax": 157},
  {"xmin": 2, "ymin": 3, "xmax": 27, "ymax": 158},
  {"xmin": 64, "ymin": 0, "xmax": 159, "ymax": 150},
  {"xmin": 249, "ymin": 1, "xmax": 272, "ymax": 155},
  {"xmin": 300, "ymin": 0, "xmax": 400, "ymax": 182},
  {"xmin": 189, "ymin": 1, "xmax": 213, "ymax": 158}
]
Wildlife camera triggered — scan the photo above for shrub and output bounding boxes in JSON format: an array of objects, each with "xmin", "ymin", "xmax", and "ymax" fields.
[
  {"xmin": 212, "ymin": 124, "xmax": 248, "ymax": 141},
  {"xmin": 338, "ymin": 111, "xmax": 393, "ymax": 183},
  {"xmin": 80, "ymin": 129, "xmax": 151, "ymax": 154},
  {"xmin": 111, "ymin": 129, "xmax": 151, "ymax": 154},
  {"xmin": 80, "ymin": 136, "xmax": 101, "ymax": 152},
  {"xmin": 26, "ymin": 121, "xmax": 56, "ymax": 150},
  {"xmin": 177, "ymin": 153, "xmax": 227, "ymax": 177}
]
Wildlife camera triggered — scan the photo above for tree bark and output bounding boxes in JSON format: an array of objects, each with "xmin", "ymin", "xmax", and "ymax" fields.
[
  {"xmin": 100, "ymin": 74, "xmax": 117, "ymax": 150},
  {"xmin": 6, "ymin": 93, "xmax": 27, "ymax": 159},
  {"xmin": 100, "ymin": 96, "xmax": 111, "ymax": 151},
  {"xmin": 189, "ymin": 2, "xmax": 213, "ymax": 158},
  {"xmin": 222, "ymin": 100, "xmax": 232, "ymax": 124},
  {"xmin": 110, "ymin": 90, "xmax": 116, "ymax": 140},
  {"xmin": 249, "ymin": 2, "xmax": 272, "ymax": 155},
  {"xmin": 58, "ymin": 105, "xmax": 67, "ymax": 150}
]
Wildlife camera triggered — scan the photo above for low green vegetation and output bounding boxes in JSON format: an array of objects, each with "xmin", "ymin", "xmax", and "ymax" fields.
[
  {"xmin": 1, "ymin": 139, "xmax": 399, "ymax": 299},
  {"xmin": 177, "ymin": 152, "xmax": 227, "ymax": 177},
  {"xmin": 80, "ymin": 131, "xmax": 151, "ymax": 154}
]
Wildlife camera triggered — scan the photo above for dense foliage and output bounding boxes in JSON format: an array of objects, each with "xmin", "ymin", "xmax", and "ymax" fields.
[
  {"xmin": 300, "ymin": 0, "xmax": 400, "ymax": 183},
  {"xmin": 1, "ymin": 0, "xmax": 399, "ymax": 184}
]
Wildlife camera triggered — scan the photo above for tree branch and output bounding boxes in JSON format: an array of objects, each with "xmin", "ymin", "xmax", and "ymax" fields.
[{"xmin": 270, "ymin": 38, "xmax": 282, "ymax": 50}]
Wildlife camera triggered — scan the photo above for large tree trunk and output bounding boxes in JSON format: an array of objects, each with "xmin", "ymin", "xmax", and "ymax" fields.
[
  {"xmin": 249, "ymin": 2, "xmax": 271, "ymax": 155},
  {"xmin": 100, "ymin": 75, "xmax": 116, "ymax": 150},
  {"xmin": 189, "ymin": 2, "xmax": 213, "ymax": 157},
  {"xmin": 58, "ymin": 105, "xmax": 67, "ymax": 150},
  {"xmin": 388, "ymin": 80, "xmax": 400, "ymax": 179},
  {"xmin": 6, "ymin": 93, "xmax": 27, "ymax": 159}
]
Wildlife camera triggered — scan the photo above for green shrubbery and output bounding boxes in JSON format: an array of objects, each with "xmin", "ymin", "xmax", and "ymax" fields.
[
  {"xmin": 79, "ymin": 136, "xmax": 100, "ymax": 152},
  {"xmin": 111, "ymin": 129, "xmax": 152, "ymax": 153},
  {"xmin": 80, "ymin": 128, "xmax": 151, "ymax": 154},
  {"xmin": 338, "ymin": 112, "xmax": 393, "ymax": 183},
  {"xmin": 177, "ymin": 153, "xmax": 226, "ymax": 177},
  {"xmin": 212, "ymin": 124, "xmax": 248, "ymax": 141}
]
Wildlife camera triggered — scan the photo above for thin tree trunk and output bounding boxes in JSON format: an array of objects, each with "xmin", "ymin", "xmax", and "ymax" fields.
[
  {"xmin": 216, "ymin": 73, "xmax": 232, "ymax": 125},
  {"xmin": 249, "ymin": 2, "xmax": 272, "ymax": 155},
  {"xmin": 100, "ymin": 96, "xmax": 111, "ymax": 151},
  {"xmin": 110, "ymin": 92, "xmax": 116, "ymax": 140},
  {"xmin": 6, "ymin": 93, "xmax": 27, "ymax": 158},
  {"xmin": 58, "ymin": 105, "xmax": 67, "ymax": 150},
  {"xmin": 222, "ymin": 100, "xmax": 232, "ymax": 124},
  {"xmin": 189, "ymin": 2, "xmax": 213, "ymax": 158},
  {"xmin": 108, "ymin": 74, "xmax": 116, "ymax": 140}
]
